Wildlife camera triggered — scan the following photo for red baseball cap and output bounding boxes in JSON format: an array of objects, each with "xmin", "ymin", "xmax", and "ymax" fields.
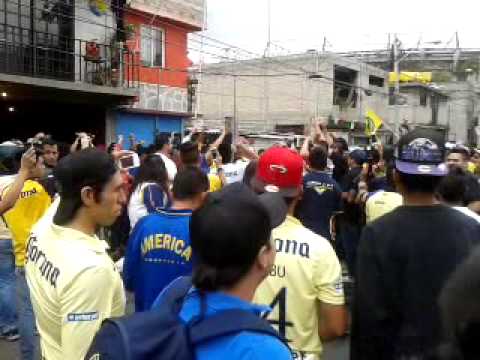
[{"xmin": 253, "ymin": 146, "xmax": 304, "ymax": 197}]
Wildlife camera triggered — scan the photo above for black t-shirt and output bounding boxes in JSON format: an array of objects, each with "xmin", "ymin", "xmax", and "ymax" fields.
[
  {"xmin": 463, "ymin": 173, "xmax": 480, "ymax": 205},
  {"xmin": 341, "ymin": 166, "xmax": 363, "ymax": 224},
  {"xmin": 331, "ymin": 152, "xmax": 348, "ymax": 184},
  {"xmin": 351, "ymin": 205, "xmax": 480, "ymax": 359},
  {"xmin": 296, "ymin": 171, "xmax": 342, "ymax": 240}
]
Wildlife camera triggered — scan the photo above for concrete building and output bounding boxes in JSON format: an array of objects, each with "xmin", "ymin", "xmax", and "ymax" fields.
[
  {"xmin": 111, "ymin": 0, "xmax": 205, "ymax": 145},
  {"xmin": 0, "ymin": 0, "xmax": 139, "ymax": 143},
  {"xmin": 194, "ymin": 52, "xmax": 390, "ymax": 145},
  {"xmin": 342, "ymin": 48, "xmax": 480, "ymax": 145},
  {"xmin": 0, "ymin": 0, "xmax": 204, "ymax": 146}
]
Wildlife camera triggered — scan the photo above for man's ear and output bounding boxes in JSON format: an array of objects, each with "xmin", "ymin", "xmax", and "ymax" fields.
[
  {"xmin": 256, "ymin": 245, "xmax": 271, "ymax": 271},
  {"xmin": 393, "ymin": 169, "xmax": 402, "ymax": 192},
  {"xmin": 80, "ymin": 187, "xmax": 95, "ymax": 208}
]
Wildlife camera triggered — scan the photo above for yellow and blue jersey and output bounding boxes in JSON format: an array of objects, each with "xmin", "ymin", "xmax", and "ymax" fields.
[
  {"xmin": 3, "ymin": 179, "xmax": 52, "ymax": 266},
  {"xmin": 123, "ymin": 209, "xmax": 193, "ymax": 312}
]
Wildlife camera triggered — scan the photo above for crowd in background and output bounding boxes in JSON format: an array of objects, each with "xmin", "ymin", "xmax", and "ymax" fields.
[{"xmin": 0, "ymin": 121, "xmax": 479, "ymax": 359}]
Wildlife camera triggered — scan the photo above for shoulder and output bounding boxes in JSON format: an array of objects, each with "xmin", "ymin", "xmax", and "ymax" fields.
[
  {"xmin": 226, "ymin": 332, "xmax": 291, "ymax": 360},
  {"xmin": 277, "ymin": 221, "xmax": 333, "ymax": 253},
  {"xmin": 131, "ymin": 213, "xmax": 163, "ymax": 231}
]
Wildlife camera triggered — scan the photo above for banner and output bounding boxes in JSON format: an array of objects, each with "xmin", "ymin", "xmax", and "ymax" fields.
[{"xmin": 365, "ymin": 109, "xmax": 383, "ymax": 136}]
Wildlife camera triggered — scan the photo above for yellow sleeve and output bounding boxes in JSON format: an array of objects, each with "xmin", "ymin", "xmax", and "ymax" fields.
[
  {"xmin": 312, "ymin": 241, "xmax": 345, "ymax": 305},
  {"xmin": 468, "ymin": 162, "xmax": 476, "ymax": 174},
  {"xmin": 60, "ymin": 266, "xmax": 124, "ymax": 360}
]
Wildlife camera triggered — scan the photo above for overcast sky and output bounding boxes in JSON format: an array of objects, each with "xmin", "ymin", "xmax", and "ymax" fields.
[{"xmin": 190, "ymin": 0, "xmax": 480, "ymax": 63}]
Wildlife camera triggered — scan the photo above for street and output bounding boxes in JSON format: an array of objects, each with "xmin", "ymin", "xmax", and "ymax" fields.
[{"xmin": 0, "ymin": 334, "xmax": 349, "ymax": 359}]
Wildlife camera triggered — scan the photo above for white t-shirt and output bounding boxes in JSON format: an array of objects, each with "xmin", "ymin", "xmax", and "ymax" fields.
[
  {"xmin": 453, "ymin": 206, "xmax": 480, "ymax": 223},
  {"xmin": 157, "ymin": 153, "xmax": 177, "ymax": 183},
  {"xmin": 128, "ymin": 182, "xmax": 168, "ymax": 229},
  {"xmin": 221, "ymin": 160, "xmax": 249, "ymax": 185}
]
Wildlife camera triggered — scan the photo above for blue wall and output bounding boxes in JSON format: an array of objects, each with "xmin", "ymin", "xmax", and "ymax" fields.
[{"xmin": 115, "ymin": 112, "xmax": 183, "ymax": 145}]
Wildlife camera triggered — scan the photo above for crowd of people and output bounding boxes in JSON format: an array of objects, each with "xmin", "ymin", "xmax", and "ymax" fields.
[{"xmin": 0, "ymin": 122, "xmax": 479, "ymax": 359}]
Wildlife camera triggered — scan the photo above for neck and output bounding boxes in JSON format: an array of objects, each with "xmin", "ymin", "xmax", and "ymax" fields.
[
  {"xmin": 287, "ymin": 200, "xmax": 297, "ymax": 216},
  {"xmin": 171, "ymin": 199, "xmax": 195, "ymax": 211},
  {"xmin": 159, "ymin": 148, "xmax": 169, "ymax": 156},
  {"xmin": 402, "ymin": 192, "xmax": 438, "ymax": 206},
  {"xmin": 222, "ymin": 275, "xmax": 259, "ymax": 303},
  {"xmin": 65, "ymin": 211, "xmax": 96, "ymax": 236}
]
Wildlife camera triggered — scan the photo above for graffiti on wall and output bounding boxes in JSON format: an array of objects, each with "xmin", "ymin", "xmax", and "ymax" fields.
[{"xmin": 135, "ymin": 83, "xmax": 189, "ymax": 113}]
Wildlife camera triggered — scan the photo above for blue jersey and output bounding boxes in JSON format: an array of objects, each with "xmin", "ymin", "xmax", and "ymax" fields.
[
  {"xmin": 152, "ymin": 288, "xmax": 292, "ymax": 360},
  {"xmin": 296, "ymin": 171, "xmax": 342, "ymax": 240},
  {"xmin": 123, "ymin": 209, "xmax": 193, "ymax": 312}
]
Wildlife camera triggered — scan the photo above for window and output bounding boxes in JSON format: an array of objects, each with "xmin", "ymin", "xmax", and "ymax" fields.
[
  {"xmin": 333, "ymin": 66, "xmax": 357, "ymax": 108},
  {"xmin": 369, "ymin": 75, "xmax": 384, "ymax": 87},
  {"xmin": 141, "ymin": 26, "xmax": 164, "ymax": 67},
  {"xmin": 420, "ymin": 91, "xmax": 427, "ymax": 107}
]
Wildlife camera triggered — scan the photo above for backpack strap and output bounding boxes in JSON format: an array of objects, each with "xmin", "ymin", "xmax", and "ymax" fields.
[
  {"xmin": 155, "ymin": 276, "xmax": 193, "ymax": 310},
  {"xmin": 188, "ymin": 309, "xmax": 289, "ymax": 348}
]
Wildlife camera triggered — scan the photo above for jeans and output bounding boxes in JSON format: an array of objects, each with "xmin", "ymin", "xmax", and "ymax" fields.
[
  {"xmin": 16, "ymin": 267, "xmax": 39, "ymax": 360},
  {"xmin": 0, "ymin": 239, "xmax": 17, "ymax": 333},
  {"xmin": 337, "ymin": 220, "xmax": 362, "ymax": 278}
]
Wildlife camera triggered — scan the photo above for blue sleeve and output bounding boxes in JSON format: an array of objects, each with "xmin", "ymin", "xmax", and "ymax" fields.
[
  {"xmin": 123, "ymin": 219, "xmax": 145, "ymax": 291},
  {"xmin": 232, "ymin": 336, "xmax": 293, "ymax": 360},
  {"xmin": 143, "ymin": 184, "xmax": 166, "ymax": 213}
]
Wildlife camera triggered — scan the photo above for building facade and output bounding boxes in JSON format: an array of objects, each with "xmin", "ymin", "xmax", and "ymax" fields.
[
  {"xmin": 195, "ymin": 52, "xmax": 390, "ymax": 145},
  {"xmin": 343, "ymin": 48, "xmax": 480, "ymax": 145},
  {"xmin": 110, "ymin": 0, "xmax": 205, "ymax": 145},
  {"xmin": 0, "ymin": 0, "xmax": 139, "ymax": 143}
]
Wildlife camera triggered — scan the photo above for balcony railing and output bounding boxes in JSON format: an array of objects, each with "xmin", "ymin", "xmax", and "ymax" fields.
[{"xmin": 0, "ymin": 24, "xmax": 139, "ymax": 89}]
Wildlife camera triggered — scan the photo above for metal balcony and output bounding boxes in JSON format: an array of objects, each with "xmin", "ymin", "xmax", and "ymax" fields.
[{"xmin": 0, "ymin": 24, "xmax": 139, "ymax": 89}]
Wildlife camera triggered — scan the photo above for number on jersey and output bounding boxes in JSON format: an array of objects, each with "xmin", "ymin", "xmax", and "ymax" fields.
[{"xmin": 263, "ymin": 287, "xmax": 293, "ymax": 341}]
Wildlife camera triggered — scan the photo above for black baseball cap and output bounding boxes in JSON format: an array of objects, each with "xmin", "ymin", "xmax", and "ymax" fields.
[
  {"xmin": 190, "ymin": 183, "xmax": 287, "ymax": 270},
  {"xmin": 395, "ymin": 128, "xmax": 448, "ymax": 176},
  {"xmin": 348, "ymin": 149, "xmax": 367, "ymax": 165}
]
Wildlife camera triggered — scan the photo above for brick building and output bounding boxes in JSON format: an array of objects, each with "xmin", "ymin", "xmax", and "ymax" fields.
[{"xmin": 110, "ymin": 0, "xmax": 205, "ymax": 145}]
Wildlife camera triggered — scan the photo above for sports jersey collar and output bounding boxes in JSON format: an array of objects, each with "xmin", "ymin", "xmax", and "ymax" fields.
[
  {"xmin": 188, "ymin": 289, "xmax": 271, "ymax": 316},
  {"xmin": 50, "ymin": 223, "xmax": 109, "ymax": 253},
  {"xmin": 283, "ymin": 215, "xmax": 302, "ymax": 227},
  {"xmin": 157, "ymin": 208, "xmax": 192, "ymax": 217}
]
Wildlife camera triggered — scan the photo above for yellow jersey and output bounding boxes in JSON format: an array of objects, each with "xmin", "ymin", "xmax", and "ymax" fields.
[
  {"xmin": 468, "ymin": 162, "xmax": 476, "ymax": 174},
  {"xmin": 25, "ymin": 222, "xmax": 126, "ymax": 360},
  {"xmin": 3, "ymin": 179, "xmax": 51, "ymax": 266},
  {"xmin": 254, "ymin": 216, "xmax": 344, "ymax": 359},
  {"xmin": 365, "ymin": 191, "xmax": 403, "ymax": 223}
]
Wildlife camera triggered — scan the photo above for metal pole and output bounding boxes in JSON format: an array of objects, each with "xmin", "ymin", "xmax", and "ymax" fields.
[
  {"xmin": 358, "ymin": 63, "xmax": 363, "ymax": 135},
  {"xmin": 194, "ymin": 0, "xmax": 208, "ymax": 119},
  {"xmin": 315, "ymin": 51, "xmax": 319, "ymax": 119},
  {"xmin": 233, "ymin": 74, "xmax": 238, "ymax": 140},
  {"xmin": 394, "ymin": 35, "xmax": 401, "ymax": 139}
]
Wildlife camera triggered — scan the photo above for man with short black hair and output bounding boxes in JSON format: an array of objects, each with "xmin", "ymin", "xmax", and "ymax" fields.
[
  {"xmin": 437, "ymin": 168, "xmax": 480, "ymax": 223},
  {"xmin": 152, "ymin": 182, "xmax": 292, "ymax": 359},
  {"xmin": 446, "ymin": 147, "xmax": 470, "ymax": 173},
  {"xmin": 337, "ymin": 149, "xmax": 367, "ymax": 277},
  {"xmin": 179, "ymin": 141, "xmax": 200, "ymax": 168},
  {"xmin": 25, "ymin": 149, "xmax": 127, "ymax": 360},
  {"xmin": 331, "ymin": 138, "xmax": 349, "ymax": 184},
  {"xmin": 253, "ymin": 147, "xmax": 347, "ymax": 360},
  {"xmin": 297, "ymin": 146, "xmax": 342, "ymax": 240},
  {"xmin": 42, "ymin": 138, "xmax": 59, "ymax": 170},
  {"xmin": 446, "ymin": 147, "xmax": 480, "ymax": 214},
  {"xmin": 155, "ymin": 133, "xmax": 177, "ymax": 183},
  {"xmin": 3, "ymin": 148, "xmax": 52, "ymax": 360},
  {"xmin": 351, "ymin": 129, "xmax": 480, "ymax": 359},
  {"xmin": 124, "ymin": 167, "xmax": 209, "ymax": 312}
]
